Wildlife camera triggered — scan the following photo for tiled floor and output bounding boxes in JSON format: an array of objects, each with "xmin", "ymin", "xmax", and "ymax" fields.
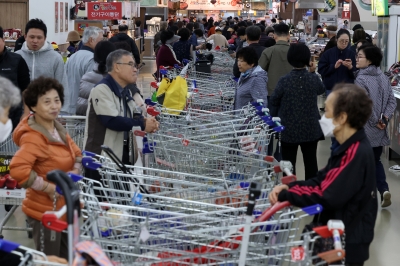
[{"xmin": 1, "ymin": 60, "xmax": 400, "ymax": 265}]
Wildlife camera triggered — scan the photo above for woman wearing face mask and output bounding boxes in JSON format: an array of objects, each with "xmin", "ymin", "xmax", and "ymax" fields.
[
  {"xmin": 269, "ymin": 84, "xmax": 377, "ymax": 266},
  {"xmin": 9, "ymin": 77, "xmax": 82, "ymax": 260},
  {"xmin": 0, "ymin": 77, "xmax": 21, "ymax": 143},
  {"xmin": 355, "ymin": 44, "xmax": 396, "ymax": 208}
]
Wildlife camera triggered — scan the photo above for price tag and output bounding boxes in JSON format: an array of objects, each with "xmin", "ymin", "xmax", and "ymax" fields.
[{"xmin": 291, "ymin": 246, "xmax": 305, "ymax": 261}]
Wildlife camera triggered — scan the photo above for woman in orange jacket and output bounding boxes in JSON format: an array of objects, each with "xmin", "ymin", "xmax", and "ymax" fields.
[{"xmin": 10, "ymin": 77, "xmax": 82, "ymax": 260}]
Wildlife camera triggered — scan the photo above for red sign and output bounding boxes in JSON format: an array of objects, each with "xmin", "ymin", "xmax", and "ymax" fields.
[
  {"xmin": 342, "ymin": 11, "xmax": 350, "ymax": 19},
  {"xmin": 87, "ymin": 2, "xmax": 122, "ymax": 20},
  {"xmin": 291, "ymin": 247, "xmax": 305, "ymax": 261}
]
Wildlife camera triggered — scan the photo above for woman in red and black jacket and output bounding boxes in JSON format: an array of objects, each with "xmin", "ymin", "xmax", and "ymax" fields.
[{"xmin": 270, "ymin": 84, "xmax": 378, "ymax": 266}]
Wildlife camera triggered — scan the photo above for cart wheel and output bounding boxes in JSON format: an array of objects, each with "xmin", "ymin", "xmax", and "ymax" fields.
[{"xmin": 4, "ymin": 205, "xmax": 13, "ymax": 212}]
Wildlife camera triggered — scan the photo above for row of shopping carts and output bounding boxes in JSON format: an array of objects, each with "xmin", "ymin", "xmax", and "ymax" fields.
[{"xmin": 0, "ymin": 54, "xmax": 347, "ymax": 265}]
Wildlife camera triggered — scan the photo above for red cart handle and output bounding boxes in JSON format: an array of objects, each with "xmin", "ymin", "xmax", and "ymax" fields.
[{"xmin": 42, "ymin": 206, "xmax": 68, "ymax": 232}]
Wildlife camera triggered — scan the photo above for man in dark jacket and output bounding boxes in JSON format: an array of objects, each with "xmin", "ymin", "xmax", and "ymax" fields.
[
  {"xmin": 109, "ymin": 24, "xmax": 141, "ymax": 65},
  {"xmin": 0, "ymin": 27, "xmax": 30, "ymax": 129},
  {"xmin": 258, "ymin": 25, "xmax": 271, "ymax": 47},
  {"xmin": 233, "ymin": 26, "xmax": 265, "ymax": 78}
]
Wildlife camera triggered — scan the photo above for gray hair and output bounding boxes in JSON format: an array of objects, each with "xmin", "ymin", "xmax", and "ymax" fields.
[
  {"xmin": 82, "ymin": 26, "xmax": 103, "ymax": 44},
  {"xmin": 160, "ymin": 21, "xmax": 168, "ymax": 31},
  {"xmin": 106, "ymin": 49, "xmax": 134, "ymax": 72},
  {"xmin": 0, "ymin": 77, "xmax": 21, "ymax": 116}
]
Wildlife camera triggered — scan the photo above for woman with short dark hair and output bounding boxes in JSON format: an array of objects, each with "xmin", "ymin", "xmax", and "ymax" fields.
[
  {"xmin": 270, "ymin": 83, "xmax": 377, "ymax": 265},
  {"xmin": 155, "ymin": 30, "xmax": 181, "ymax": 79},
  {"xmin": 173, "ymin": 28, "xmax": 192, "ymax": 62},
  {"xmin": 234, "ymin": 47, "xmax": 268, "ymax": 109},
  {"xmin": 10, "ymin": 77, "xmax": 82, "ymax": 259},
  {"xmin": 270, "ymin": 43, "xmax": 325, "ymax": 180},
  {"xmin": 355, "ymin": 44, "xmax": 397, "ymax": 208},
  {"xmin": 318, "ymin": 29, "xmax": 356, "ymax": 95}
]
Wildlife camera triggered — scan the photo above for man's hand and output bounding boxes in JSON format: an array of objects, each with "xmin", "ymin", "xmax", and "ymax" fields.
[
  {"xmin": 144, "ymin": 117, "xmax": 159, "ymax": 133},
  {"xmin": 269, "ymin": 184, "xmax": 289, "ymax": 205},
  {"xmin": 334, "ymin": 59, "xmax": 343, "ymax": 69}
]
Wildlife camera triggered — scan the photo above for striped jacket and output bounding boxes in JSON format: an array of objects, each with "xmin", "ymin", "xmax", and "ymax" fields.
[{"xmin": 355, "ymin": 65, "xmax": 397, "ymax": 147}]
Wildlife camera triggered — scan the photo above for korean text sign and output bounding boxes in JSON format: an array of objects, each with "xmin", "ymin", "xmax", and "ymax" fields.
[{"xmin": 87, "ymin": 2, "xmax": 122, "ymax": 20}]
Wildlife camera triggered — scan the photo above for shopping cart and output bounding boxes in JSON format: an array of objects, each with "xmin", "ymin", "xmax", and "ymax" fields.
[
  {"xmin": 82, "ymin": 147, "xmax": 294, "ymax": 208},
  {"xmin": 56, "ymin": 115, "xmax": 86, "ymax": 150},
  {"xmin": 80, "ymin": 188, "xmax": 345, "ymax": 266}
]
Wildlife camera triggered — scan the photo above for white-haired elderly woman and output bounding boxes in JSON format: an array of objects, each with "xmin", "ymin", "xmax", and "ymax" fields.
[
  {"xmin": 65, "ymin": 26, "xmax": 104, "ymax": 114},
  {"xmin": 0, "ymin": 77, "xmax": 21, "ymax": 143}
]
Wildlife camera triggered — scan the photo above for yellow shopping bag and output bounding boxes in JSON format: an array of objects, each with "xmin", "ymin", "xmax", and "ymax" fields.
[{"xmin": 156, "ymin": 76, "xmax": 188, "ymax": 115}]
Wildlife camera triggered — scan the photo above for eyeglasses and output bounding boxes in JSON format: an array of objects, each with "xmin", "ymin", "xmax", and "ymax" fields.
[
  {"xmin": 356, "ymin": 55, "xmax": 366, "ymax": 59},
  {"xmin": 117, "ymin": 62, "xmax": 138, "ymax": 68},
  {"xmin": 338, "ymin": 40, "xmax": 349, "ymax": 44}
]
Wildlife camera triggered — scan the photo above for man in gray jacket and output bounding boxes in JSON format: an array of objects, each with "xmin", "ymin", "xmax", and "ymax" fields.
[
  {"xmin": 84, "ymin": 49, "xmax": 158, "ymax": 164},
  {"xmin": 64, "ymin": 26, "xmax": 103, "ymax": 114},
  {"xmin": 16, "ymin": 19, "xmax": 68, "ymax": 105}
]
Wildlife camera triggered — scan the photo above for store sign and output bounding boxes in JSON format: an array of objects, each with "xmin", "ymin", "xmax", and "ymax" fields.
[
  {"xmin": 342, "ymin": 11, "xmax": 350, "ymax": 19},
  {"xmin": 87, "ymin": 2, "xmax": 122, "ymax": 20},
  {"xmin": 186, "ymin": 0, "xmax": 241, "ymax": 11},
  {"xmin": 372, "ymin": 0, "xmax": 389, "ymax": 16}
]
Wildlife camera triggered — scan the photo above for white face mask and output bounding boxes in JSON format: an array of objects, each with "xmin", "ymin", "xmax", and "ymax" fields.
[
  {"xmin": 319, "ymin": 114, "xmax": 336, "ymax": 137},
  {"xmin": 0, "ymin": 119, "xmax": 12, "ymax": 143}
]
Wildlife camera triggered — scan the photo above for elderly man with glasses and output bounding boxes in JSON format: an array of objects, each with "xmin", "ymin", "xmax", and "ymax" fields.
[{"xmin": 84, "ymin": 49, "xmax": 159, "ymax": 166}]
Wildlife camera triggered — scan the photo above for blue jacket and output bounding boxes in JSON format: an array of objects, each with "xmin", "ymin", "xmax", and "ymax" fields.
[
  {"xmin": 270, "ymin": 69, "xmax": 325, "ymax": 143},
  {"xmin": 318, "ymin": 46, "xmax": 356, "ymax": 91}
]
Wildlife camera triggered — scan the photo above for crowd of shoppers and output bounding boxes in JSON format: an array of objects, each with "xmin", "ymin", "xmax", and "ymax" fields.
[{"xmin": 0, "ymin": 14, "xmax": 396, "ymax": 266}]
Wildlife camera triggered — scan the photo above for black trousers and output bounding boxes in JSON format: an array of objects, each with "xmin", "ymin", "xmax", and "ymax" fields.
[{"xmin": 281, "ymin": 140, "xmax": 319, "ymax": 180}]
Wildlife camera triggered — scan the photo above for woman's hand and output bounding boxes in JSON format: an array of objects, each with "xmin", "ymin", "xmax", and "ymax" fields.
[
  {"xmin": 377, "ymin": 122, "xmax": 386, "ymax": 130},
  {"xmin": 42, "ymin": 182, "xmax": 60, "ymax": 200},
  {"xmin": 334, "ymin": 59, "xmax": 343, "ymax": 69},
  {"xmin": 342, "ymin": 59, "xmax": 353, "ymax": 70},
  {"xmin": 269, "ymin": 184, "xmax": 289, "ymax": 205}
]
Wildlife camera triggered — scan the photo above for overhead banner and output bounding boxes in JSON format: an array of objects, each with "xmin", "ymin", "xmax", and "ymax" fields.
[
  {"xmin": 87, "ymin": 2, "xmax": 122, "ymax": 20},
  {"xmin": 185, "ymin": 0, "xmax": 242, "ymax": 11}
]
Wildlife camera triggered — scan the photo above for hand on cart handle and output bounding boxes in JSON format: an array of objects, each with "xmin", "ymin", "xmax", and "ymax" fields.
[
  {"xmin": 144, "ymin": 116, "xmax": 159, "ymax": 133},
  {"xmin": 268, "ymin": 185, "xmax": 289, "ymax": 205},
  {"xmin": 42, "ymin": 170, "xmax": 81, "ymax": 231}
]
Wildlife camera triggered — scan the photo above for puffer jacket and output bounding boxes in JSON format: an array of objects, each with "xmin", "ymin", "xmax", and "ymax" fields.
[
  {"xmin": 77, "ymin": 66, "xmax": 106, "ymax": 116},
  {"xmin": 355, "ymin": 65, "xmax": 397, "ymax": 147},
  {"xmin": 234, "ymin": 65, "xmax": 268, "ymax": 109},
  {"xmin": 10, "ymin": 115, "xmax": 82, "ymax": 221}
]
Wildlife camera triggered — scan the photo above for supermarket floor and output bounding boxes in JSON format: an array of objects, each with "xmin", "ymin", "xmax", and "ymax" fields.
[{"xmin": 1, "ymin": 60, "xmax": 400, "ymax": 265}]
